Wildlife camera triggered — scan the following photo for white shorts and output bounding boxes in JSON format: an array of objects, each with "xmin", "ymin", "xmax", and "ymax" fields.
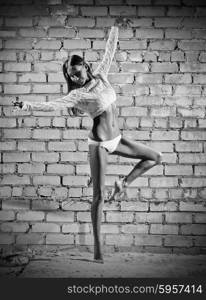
[{"xmin": 88, "ymin": 134, "xmax": 121, "ymax": 153}]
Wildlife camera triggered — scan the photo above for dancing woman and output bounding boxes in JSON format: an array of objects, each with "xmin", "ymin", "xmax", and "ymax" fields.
[{"xmin": 13, "ymin": 18, "xmax": 162, "ymax": 263}]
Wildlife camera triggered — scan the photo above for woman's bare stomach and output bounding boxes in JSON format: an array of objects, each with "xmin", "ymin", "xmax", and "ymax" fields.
[{"xmin": 88, "ymin": 103, "xmax": 120, "ymax": 141}]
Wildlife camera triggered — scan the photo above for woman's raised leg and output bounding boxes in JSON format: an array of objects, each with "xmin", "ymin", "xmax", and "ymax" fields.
[
  {"xmin": 109, "ymin": 137, "xmax": 163, "ymax": 200},
  {"xmin": 89, "ymin": 144, "xmax": 108, "ymax": 263}
]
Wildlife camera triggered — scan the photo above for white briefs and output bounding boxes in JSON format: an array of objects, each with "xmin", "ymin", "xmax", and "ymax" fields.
[{"xmin": 88, "ymin": 134, "xmax": 121, "ymax": 153}]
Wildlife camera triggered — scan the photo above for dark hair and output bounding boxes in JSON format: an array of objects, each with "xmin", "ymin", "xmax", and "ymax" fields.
[{"xmin": 63, "ymin": 55, "xmax": 94, "ymax": 93}]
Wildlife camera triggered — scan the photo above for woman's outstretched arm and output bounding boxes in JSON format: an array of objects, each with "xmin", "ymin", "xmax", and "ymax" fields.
[{"xmin": 93, "ymin": 26, "xmax": 119, "ymax": 77}]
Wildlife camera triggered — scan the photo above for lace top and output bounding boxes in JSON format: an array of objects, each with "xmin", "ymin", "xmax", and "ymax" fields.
[{"xmin": 22, "ymin": 26, "xmax": 119, "ymax": 119}]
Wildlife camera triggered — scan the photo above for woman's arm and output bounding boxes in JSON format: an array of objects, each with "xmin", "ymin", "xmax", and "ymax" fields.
[{"xmin": 93, "ymin": 26, "xmax": 119, "ymax": 77}]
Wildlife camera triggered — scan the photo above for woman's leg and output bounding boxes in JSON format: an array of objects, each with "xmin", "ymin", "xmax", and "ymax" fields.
[
  {"xmin": 89, "ymin": 144, "xmax": 108, "ymax": 262},
  {"xmin": 109, "ymin": 137, "xmax": 163, "ymax": 200}
]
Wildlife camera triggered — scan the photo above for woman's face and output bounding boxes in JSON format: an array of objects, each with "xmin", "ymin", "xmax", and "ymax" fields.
[{"xmin": 68, "ymin": 64, "xmax": 89, "ymax": 86}]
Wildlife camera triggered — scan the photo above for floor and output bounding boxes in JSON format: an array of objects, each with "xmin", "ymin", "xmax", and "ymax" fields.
[{"xmin": 0, "ymin": 248, "xmax": 206, "ymax": 278}]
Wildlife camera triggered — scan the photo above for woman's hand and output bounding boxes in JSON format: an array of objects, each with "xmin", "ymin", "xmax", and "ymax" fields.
[
  {"xmin": 114, "ymin": 17, "xmax": 133, "ymax": 29},
  {"xmin": 68, "ymin": 107, "xmax": 85, "ymax": 116},
  {"xmin": 12, "ymin": 100, "xmax": 24, "ymax": 110}
]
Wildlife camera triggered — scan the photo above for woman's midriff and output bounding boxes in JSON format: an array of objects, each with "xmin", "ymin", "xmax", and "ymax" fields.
[{"xmin": 88, "ymin": 102, "xmax": 120, "ymax": 141}]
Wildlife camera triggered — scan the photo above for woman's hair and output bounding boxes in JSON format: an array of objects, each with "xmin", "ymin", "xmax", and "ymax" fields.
[{"xmin": 63, "ymin": 55, "xmax": 94, "ymax": 93}]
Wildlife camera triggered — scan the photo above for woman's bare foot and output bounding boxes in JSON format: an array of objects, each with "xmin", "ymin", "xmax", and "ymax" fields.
[
  {"xmin": 94, "ymin": 257, "xmax": 104, "ymax": 264},
  {"xmin": 108, "ymin": 178, "xmax": 127, "ymax": 202}
]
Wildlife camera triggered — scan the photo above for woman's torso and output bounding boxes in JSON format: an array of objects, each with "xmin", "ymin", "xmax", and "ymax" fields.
[
  {"xmin": 88, "ymin": 101, "xmax": 120, "ymax": 141},
  {"xmin": 88, "ymin": 74, "xmax": 120, "ymax": 141}
]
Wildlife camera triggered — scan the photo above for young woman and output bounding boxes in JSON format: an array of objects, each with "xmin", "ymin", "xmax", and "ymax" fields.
[{"xmin": 13, "ymin": 19, "xmax": 162, "ymax": 263}]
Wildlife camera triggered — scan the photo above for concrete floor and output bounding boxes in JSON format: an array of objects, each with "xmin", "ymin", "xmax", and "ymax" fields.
[{"xmin": 0, "ymin": 249, "xmax": 206, "ymax": 278}]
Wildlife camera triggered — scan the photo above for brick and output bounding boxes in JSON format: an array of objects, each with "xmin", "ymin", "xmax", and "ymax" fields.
[
  {"xmin": 138, "ymin": 6, "xmax": 165, "ymax": 16},
  {"xmin": 171, "ymin": 51, "xmax": 185, "ymax": 62},
  {"xmin": 151, "ymin": 107, "xmax": 175, "ymax": 117},
  {"xmin": 105, "ymin": 234, "xmax": 133, "ymax": 246},
  {"xmin": 33, "ymin": 176, "xmax": 60, "ymax": 186},
  {"xmin": 151, "ymin": 130, "xmax": 178, "ymax": 140},
  {"xmin": 38, "ymin": 187, "xmax": 52, "ymax": 197},
  {"xmin": 0, "ymin": 50, "xmax": 16, "ymax": 61},
  {"xmin": 167, "ymin": 7, "xmax": 195, "ymax": 16},
  {"xmin": 121, "ymin": 224, "xmax": 148, "ymax": 233},
  {"xmin": 135, "ymin": 212, "xmax": 162, "ymax": 223},
  {"xmin": 64, "ymin": 39, "xmax": 91, "ymax": 50},
  {"xmin": 32, "ymin": 153, "xmax": 59, "ymax": 162},
  {"xmin": 4, "ymin": 85, "xmax": 31, "ymax": 94},
  {"xmin": 68, "ymin": 188, "xmax": 83, "ymax": 197},
  {"xmin": 32, "ymin": 223, "xmax": 60, "ymax": 233},
  {"xmin": 3, "ymin": 152, "xmax": 30, "ymax": 163},
  {"xmin": 81, "ymin": 6, "xmax": 107, "ymax": 16},
  {"xmin": 181, "ymin": 131, "xmax": 206, "ymax": 141},
  {"xmin": 135, "ymin": 74, "xmax": 162, "ymax": 84},
  {"xmin": 48, "ymin": 141, "xmax": 76, "ymax": 151},
  {"xmin": 0, "ymin": 73, "xmax": 16, "ymax": 83},
  {"xmin": 175, "ymin": 86, "xmax": 201, "ymax": 96},
  {"xmin": 33, "ymin": 129, "xmax": 61, "ymax": 140},
  {"xmin": 164, "ymin": 236, "xmax": 192, "ymax": 247},
  {"xmin": 194, "ymin": 214, "xmax": 206, "ymax": 223},
  {"xmin": 121, "ymin": 107, "xmax": 147, "ymax": 116},
  {"xmin": 34, "ymin": 40, "xmax": 61, "ymax": 50},
  {"xmin": 61, "ymin": 201, "xmax": 90, "ymax": 211},
  {"xmin": 181, "ymin": 224, "xmax": 206, "ymax": 235},
  {"xmin": 32, "ymin": 199, "xmax": 59, "ymax": 211},
  {"xmin": 16, "ymin": 233, "xmax": 44, "ymax": 245},
  {"xmin": 135, "ymin": 29, "xmax": 163, "ymax": 39},
  {"xmin": 150, "ymin": 202, "xmax": 177, "ymax": 212},
  {"xmin": 17, "ymin": 211, "xmax": 44, "ymax": 221},
  {"xmin": 78, "ymin": 29, "xmax": 105, "ymax": 38},
  {"xmin": 150, "ymin": 224, "xmax": 178, "ymax": 234},
  {"xmin": 179, "ymin": 40, "xmax": 206, "ymax": 51},
  {"xmin": 119, "ymin": 40, "xmax": 147, "ymax": 50},
  {"xmin": 63, "ymin": 129, "xmax": 88, "ymax": 139},
  {"xmin": 175, "ymin": 142, "xmax": 202, "ymax": 152},
  {"xmin": 108, "ymin": 73, "xmax": 134, "ymax": 84},
  {"xmin": 5, "ymin": 40, "xmax": 32, "ymax": 49},
  {"xmin": 0, "ymin": 222, "xmax": 29, "ymax": 233},
  {"xmin": 181, "ymin": 178, "xmax": 206, "ymax": 188},
  {"xmin": 150, "ymin": 177, "xmax": 178, "ymax": 188},
  {"xmin": 48, "ymin": 28, "xmax": 75, "ymax": 38},
  {"xmin": 165, "ymin": 213, "xmax": 192, "ymax": 224},
  {"xmin": 0, "ymin": 187, "xmax": 12, "ymax": 197},
  {"xmin": 63, "ymin": 175, "xmax": 87, "ymax": 186},
  {"xmin": 61, "ymin": 152, "xmax": 87, "ymax": 162},
  {"xmin": 151, "ymin": 62, "xmax": 178, "ymax": 73},
  {"xmin": 121, "ymin": 201, "xmax": 148, "ymax": 212},
  {"xmin": 18, "ymin": 141, "xmax": 45, "ymax": 152},
  {"xmin": 128, "ymin": 51, "xmax": 142, "ymax": 62},
  {"xmin": 18, "ymin": 163, "xmax": 45, "ymax": 174},
  {"xmin": 32, "ymin": 84, "xmax": 60, "ymax": 94},
  {"xmin": 5, "ymin": 17, "xmax": 32, "ymax": 27},
  {"xmin": 109, "ymin": 6, "xmax": 136, "ymax": 16},
  {"xmin": 77, "ymin": 212, "xmax": 91, "ymax": 222},
  {"xmin": 47, "ymin": 163, "xmax": 74, "ymax": 175},
  {"xmin": 106, "ymin": 212, "xmax": 134, "ymax": 223},
  {"xmin": 46, "ymin": 211, "xmax": 74, "ymax": 222},
  {"xmin": 67, "ymin": 17, "xmax": 95, "ymax": 27},
  {"xmin": 165, "ymin": 74, "xmax": 191, "ymax": 84},
  {"xmin": 0, "ymin": 175, "xmax": 30, "ymax": 186},
  {"xmin": 122, "ymin": 85, "xmax": 149, "ymax": 96},
  {"xmin": 62, "ymin": 223, "xmax": 90, "ymax": 233},
  {"xmin": 194, "ymin": 237, "xmax": 206, "ymax": 246},
  {"xmin": 0, "ymin": 118, "xmax": 16, "ymax": 128},
  {"xmin": 0, "ymin": 211, "xmax": 15, "ymax": 221},
  {"xmin": 180, "ymin": 203, "xmax": 206, "ymax": 212},
  {"xmin": 195, "ymin": 166, "xmax": 206, "ymax": 176},
  {"xmin": 75, "ymin": 234, "xmax": 94, "ymax": 245},
  {"xmin": 134, "ymin": 234, "xmax": 162, "ymax": 246},
  {"xmin": 0, "ymin": 234, "xmax": 15, "ymax": 244},
  {"xmin": 135, "ymin": 96, "xmax": 163, "ymax": 106},
  {"xmin": 34, "ymin": 62, "xmax": 62, "ymax": 72},
  {"xmin": 2, "ymin": 199, "xmax": 30, "ymax": 210},
  {"xmin": 101, "ymin": 224, "xmax": 119, "ymax": 234},
  {"xmin": 154, "ymin": 17, "xmax": 183, "ymax": 28},
  {"xmin": 19, "ymin": 73, "xmax": 46, "ymax": 83},
  {"xmin": 165, "ymin": 166, "xmax": 193, "ymax": 176}
]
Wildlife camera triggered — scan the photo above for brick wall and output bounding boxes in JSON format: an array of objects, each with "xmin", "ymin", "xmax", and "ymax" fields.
[{"xmin": 0, "ymin": 0, "xmax": 206, "ymax": 254}]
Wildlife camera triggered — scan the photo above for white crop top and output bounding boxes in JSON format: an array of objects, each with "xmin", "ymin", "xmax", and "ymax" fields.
[{"xmin": 22, "ymin": 26, "xmax": 119, "ymax": 119}]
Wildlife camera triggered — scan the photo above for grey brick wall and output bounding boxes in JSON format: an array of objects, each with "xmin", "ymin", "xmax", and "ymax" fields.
[{"xmin": 0, "ymin": 0, "xmax": 206, "ymax": 254}]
